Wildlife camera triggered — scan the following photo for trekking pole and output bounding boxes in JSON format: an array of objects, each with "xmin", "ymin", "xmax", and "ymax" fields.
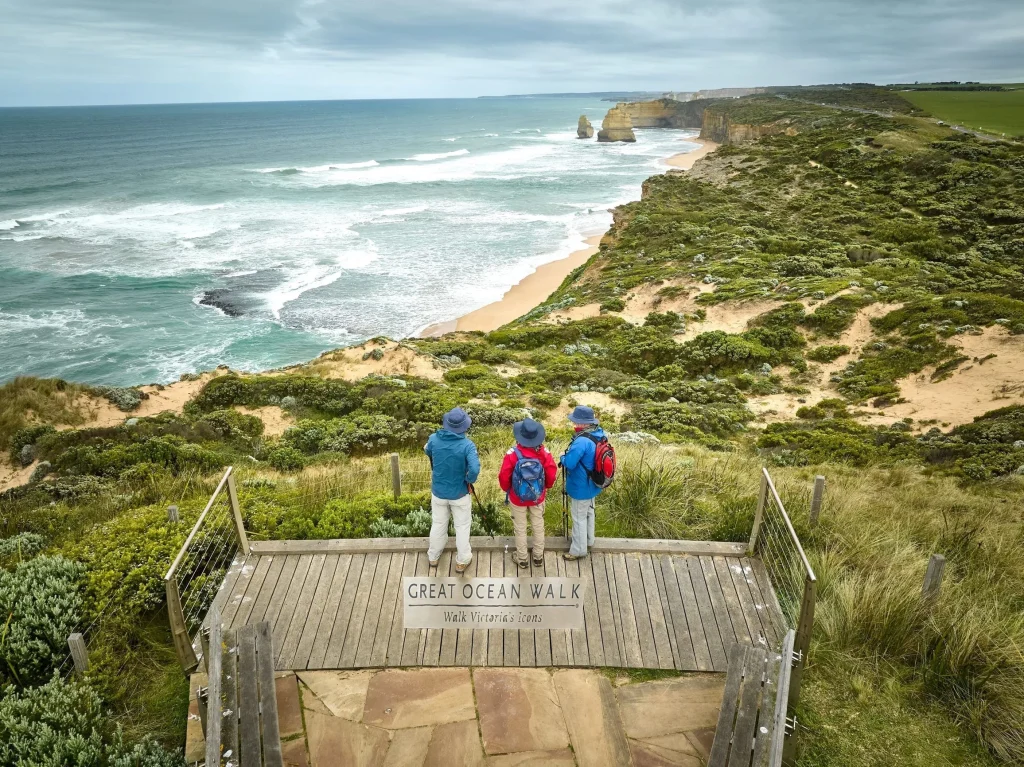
[
  {"xmin": 468, "ymin": 483, "xmax": 492, "ymax": 539},
  {"xmin": 561, "ymin": 466, "xmax": 569, "ymax": 540}
]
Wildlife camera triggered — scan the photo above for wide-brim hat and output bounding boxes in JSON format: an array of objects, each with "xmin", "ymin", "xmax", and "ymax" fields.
[
  {"xmin": 513, "ymin": 418, "xmax": 546, "ymax": 448},
  {"xmin": 567, "ymin": 405, "xmax": 599, "ymax": 425},
  {"xmin": 442, "ymin": 406, "xmax": 472, "ymax": 434}
]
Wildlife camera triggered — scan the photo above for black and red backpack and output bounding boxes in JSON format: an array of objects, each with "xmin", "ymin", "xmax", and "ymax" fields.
[{"xmin": 576, "ymin": 432, "xmax": 616, "ymax": 489}]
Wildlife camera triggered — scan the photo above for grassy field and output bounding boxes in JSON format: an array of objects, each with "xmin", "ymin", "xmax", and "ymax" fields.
[{"xmin": 902, "ymin": 89, "xmax": 1024, "ymax": 137}]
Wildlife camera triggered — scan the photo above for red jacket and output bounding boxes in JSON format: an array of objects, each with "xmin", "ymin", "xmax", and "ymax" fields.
[{"xmin": 498, "ymin": 443, "xmax": 558, "ymax": 506}]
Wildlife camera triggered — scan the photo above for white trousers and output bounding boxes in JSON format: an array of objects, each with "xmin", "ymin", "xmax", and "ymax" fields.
[{"xmin": 428, "ymin": 493, "xmax": 473, "ymax": 565}]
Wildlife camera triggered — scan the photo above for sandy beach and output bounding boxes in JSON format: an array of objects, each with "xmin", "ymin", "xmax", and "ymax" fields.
[
  {"xmin": 665, "ymin": 138, "xmax": 718, "ymax": 170},
  {"xmin": 419, "ymin": 138, "xmax": 717, "ymax": 338}
]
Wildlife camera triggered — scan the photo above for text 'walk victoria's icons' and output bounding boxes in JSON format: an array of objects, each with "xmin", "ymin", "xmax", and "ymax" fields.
[{"xmin": 403, "ymin": 576, "xmax": 584, "ymax": 630}]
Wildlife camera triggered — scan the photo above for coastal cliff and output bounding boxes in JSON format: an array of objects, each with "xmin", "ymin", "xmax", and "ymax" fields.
[
  {"xmin": 597, "ymin": 105, "xmax": 636, "ymax": 142},
  {"xmin": 698, "ymin": 108, "xmax": 798, "ymax": 145},
  {"xmin": 577, "ymin": 115, "xmax": 594, "ymax": 138},
  {"xmin": 617, "ymin": 98, "xmax": 716, "ymax": 128}
]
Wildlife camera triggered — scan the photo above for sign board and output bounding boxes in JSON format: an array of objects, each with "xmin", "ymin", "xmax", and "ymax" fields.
[{"xmin": 403, "ymin": 576, "xmax": 584, "ymax": 630}]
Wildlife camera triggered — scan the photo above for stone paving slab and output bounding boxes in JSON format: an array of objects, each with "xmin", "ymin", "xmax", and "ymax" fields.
[
  {"xmin": 362, "ymin": 668, "xmax": 476, "ymax": 729},
  {"xmin": 205, "ymin": 666, "xmax": 729, "ymax": 767},
  {"xmin": 474, "ymin": 668, "xmax": 569, "ymax": 755}
]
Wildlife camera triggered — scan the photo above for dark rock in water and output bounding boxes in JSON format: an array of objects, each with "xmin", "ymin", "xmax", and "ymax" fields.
[{"xmin": 199, "ymin": 289, "xmax": 246, "ymax": 317}]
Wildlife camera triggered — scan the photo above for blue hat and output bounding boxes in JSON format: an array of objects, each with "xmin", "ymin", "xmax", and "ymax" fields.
[
  {"xmin": 442, "ymin": 407, "xmax": 472, "ymax": 434},
  {"xmin": 513, "ymin": 418, "xmax": 546, "ymax": 448},
  {"xmin": 567, "ymin": 405, "xmax": 599, "ymax": 425}
]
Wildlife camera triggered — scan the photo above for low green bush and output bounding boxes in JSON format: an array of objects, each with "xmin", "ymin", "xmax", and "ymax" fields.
[
  {"xmin": 284, "ymin": 414, "xmax": 420, "ymax": 455},
  {"xmin": 0, "ymin": 675, "xmax": 182, "ymax": 766},
  {"xmin": 267, "ymin": 445, "xmax": 304, "ymax": 472},
  {"xmin": 0, "ymin": 555, "xmax": 84, "ymax": 685},
  {"xmin": 807, "ymin": 344, "xmax": 851, "ymax": 362},
  {"xmin": 803, "ymin": 295, "xmax": 875, "ymax": 336},
  {"xmin": 0, "ymin": 532, "xmax": 45, "ymax": 562}
]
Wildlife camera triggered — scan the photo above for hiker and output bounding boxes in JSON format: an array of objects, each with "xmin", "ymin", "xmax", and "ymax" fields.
[
  {"xmin": 498, "ymin": 417, "xmax": 558, "ymax": 569},
  {"xmin": 560, "ymin": 405, "xmax": 614, "ymax": 560},
  {"xmin": 424, "ymin": 406, "xmax": 480, "ymax": 574}
]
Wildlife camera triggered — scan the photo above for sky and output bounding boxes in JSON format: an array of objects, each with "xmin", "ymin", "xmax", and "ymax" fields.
[{"xmin": 1, "ymin": 0, "xmax": 1022, "ymax": 106}]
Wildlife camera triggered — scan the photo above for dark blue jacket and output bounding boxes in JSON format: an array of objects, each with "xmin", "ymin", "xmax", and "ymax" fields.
[
  {"xmin": 560, "ymin": 427, "xmax": 606, "ymax": 500},
  {"xmin": 424, "ymin": 429, "xmax": 481, "ymax": 500}
]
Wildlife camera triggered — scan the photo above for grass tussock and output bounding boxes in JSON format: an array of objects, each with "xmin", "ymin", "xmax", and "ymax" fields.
[{"xmin": 0, "ymin": 376, "xmax": 94, "ymax": 451}]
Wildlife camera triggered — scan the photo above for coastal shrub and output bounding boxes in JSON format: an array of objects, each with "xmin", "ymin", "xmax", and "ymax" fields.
[
  {"xmin": 415, "ymin": 340, "xmax": 512, "ymax": 364},
  {"xmin": 802, "ymin": 295, "xmax": 874, "ymax": 337},
  {"xmin": 193, "ymin": 409, "xmax": 264, "ymax": 441},
  {"xmin": 757, "ymin": 418, "xmax": 918, "ymax": 467},
  {"xmin": 10, "ymin": 424, "xmax": 57, "ymax": 463},
  {"xmin": 748, "ymin": 302, "xmax": 806, "ymax": 329},
  {"xmin": 92, "ymin": 386, "xmax": 146, "ymax": 412},
  {"xmin": 267, "ymin": 445, "xmax": 304, "ymax": 472},
  {"xmin": 600, "ymin": 298, "xmax": 625, "ymax": 312},
  {"xmin": 621, "ymin": 402, "xmax": 751, "ymax": 441},
  {"xmin": 643, "ymin": 310, "xmax": 684, "ymax": 332},
  {"xmin": 187, "ymin": 374, "xmax": 358, "ymax": 416},
  {"xmin": 0, "ymin": 377, "xmax": 91, "ymax": 451},
  {"xmin": 465, "ymin": 403, "xmax": 528, "ymax": 427},
  {"xmin": 0, "ymin": 532, "xmax": 45, "ymax": 562},
  {"xmin": 807, "ymin": 344, "xmax": 850, "ymax": 362},
  {"xmin": 53, "ymin": 436, "xmax": 224, "ymax": 478},
  {"xmin": 677, "ymin": 331, "xmax": 775, "ymax": 375},
  {"xmin": 605, "ymin": 325, "xmax": 682, "ymax": 375},
  {"xmin": 284, "ymin": 414, "xmax": 418, "ymax": 456},
  {"xmin": 0, "ymin": 555, "xmax": 85, "ymax": 685},
  {"xmin": 0, "ymin": 675, "xmax": 182, "ymax": 766}
]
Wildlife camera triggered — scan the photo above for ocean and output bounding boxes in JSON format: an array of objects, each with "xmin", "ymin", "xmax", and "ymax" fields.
[{"xmin": 0, "ymin": 98, "xmax": 698, "ymax": 386}]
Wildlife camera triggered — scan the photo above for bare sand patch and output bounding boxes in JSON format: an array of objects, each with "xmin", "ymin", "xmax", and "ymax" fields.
[
  {"xmin": 234, "ymin": 406, "xmax": 295, "ymax": 437},
  {"xmin": 674, "ymin": 297, "xmax": 779, "ymax": 342},
  {"xmin": 309, "ymin": 340, "xmax": 445, "ymax": 382},
  {"xmin": 0, "ymin": 456, "xmax": 36, "ymax": 492},
  {"xmin": 76, "ymin": 371, "xmax": 226, "ymax": 429},
  {"xmin": 548, "ymin": 392, "xmax": 630, "ymax": 426},
  {"xmin": 883, "ymin": 327, "xmax": 1024, "ymax": 426}
]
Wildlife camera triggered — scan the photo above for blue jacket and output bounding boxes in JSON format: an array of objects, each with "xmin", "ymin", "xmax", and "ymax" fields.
[
  {"xmin": 424, "ymin": 429, "xmax": 481, "ymax": 500},
  {"xmin": 560, "ymin": 427, "xmax": 606, "ymax": 500}
]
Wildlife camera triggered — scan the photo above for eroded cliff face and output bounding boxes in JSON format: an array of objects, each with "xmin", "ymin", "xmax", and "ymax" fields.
[
  {"xmin": 597, "ymin": 105, "xmax": 636, "ymax": 142},
  {"xmin": 618, "ymin": 98, "xmax": 714, "ymax": 129},
  {"xmin": 699, "ymin": 109, "xmax": 798, "ymax": 145},
  {"xmin": 577, "ymin": 115, "xmax": 594, "ymax": 139}
]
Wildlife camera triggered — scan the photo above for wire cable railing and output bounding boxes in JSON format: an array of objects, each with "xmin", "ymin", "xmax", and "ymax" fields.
[
  {"xmin": 748, "ymin": 466, "xmax": 816, "ymax": 726},
  {"xmin": 164, "ymin": 467, "xmax": 249, "ymax": 672}
]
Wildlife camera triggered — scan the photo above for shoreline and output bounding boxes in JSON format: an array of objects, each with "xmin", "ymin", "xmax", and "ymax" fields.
[
  {"xmin": 419, "ymin": 136, "xmax": 718, "ymax": 338},
  {"xmin": 418, "ymin": 234, "xmax": 603, "ymax": 337}
]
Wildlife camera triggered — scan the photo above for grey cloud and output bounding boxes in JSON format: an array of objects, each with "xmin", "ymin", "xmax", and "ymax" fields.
[{"xmin": 0, "ymin": 0, "xmax": 1021, "ymax": 105}]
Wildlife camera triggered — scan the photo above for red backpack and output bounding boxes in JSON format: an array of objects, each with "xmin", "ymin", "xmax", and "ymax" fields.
[{"xmin": 578, "ymin": 433, "xmax": 616, "ymax": 489}]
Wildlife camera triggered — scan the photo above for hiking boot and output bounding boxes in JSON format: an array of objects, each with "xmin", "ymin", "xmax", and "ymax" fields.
[
  {"xmin": 532, "ymin": 552, "xmax": 544, "ymax": 566},
  {"xmin": 511, "ymin": 552, "xmax": 529, "ymax": 570},
  {"xmin": 428, "ymin": 559, "xmax": 439, "ymax": 569},
  {"xmin": 562, "ymin": 553, "xmax": 585, "ymax": 561},
  {"xmin": 455, "ymin": 557, "xmax": 472, "ymax": 574}
]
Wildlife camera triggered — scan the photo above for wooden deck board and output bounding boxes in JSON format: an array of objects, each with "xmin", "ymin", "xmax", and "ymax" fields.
[{"xmin": 222, "ymin": 540, "xmax": 784, "ymax": 672}]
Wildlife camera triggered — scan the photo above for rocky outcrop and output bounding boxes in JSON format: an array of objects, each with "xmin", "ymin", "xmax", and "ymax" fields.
[
  {"xmin": 618, "ymin": 98, "xmax": 716, "ymax": 129},
  {"xmin": 699, "ymin": 108, "xmax": 798, "ymax": 145},
  {"xmin": 577, "ymin": 115, "xmax": 594, "ymax": 138},
  {"xmin": 597, "ymin": 105, "xmax": 636, "ymax": 142}
]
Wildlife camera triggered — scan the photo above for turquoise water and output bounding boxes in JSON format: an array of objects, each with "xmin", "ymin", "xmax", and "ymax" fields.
[{"xmin": 0, "ymin": 99, "xmax": 697, "ymax": 385}]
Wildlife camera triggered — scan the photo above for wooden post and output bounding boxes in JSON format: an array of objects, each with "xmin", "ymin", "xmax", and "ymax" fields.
[
  {"xmin": 922, "ymin": 553, "xmax": 946, "ymax": 602},
  {"xmin": 809, "ymin": 475, "xmax": 825, "ymax": 528},
  {"xmin": 167, "ymin": 504, "xmax": 179, "ymax": 523},
  {"xmin": 67, "ymin": 633, "xmax": 89, "ymax": 673},
  {"xmin": 788, "ymin": 574, "xmax": 816, "ymax": 710},
  {"xmin": 390, "ymin": 453, "xmax": 402, "ymax": 501},
  {"xmin": 166, "ymin": 577, "xmax": 199, "ymax": 673},
  {"xmin": 226, "ymin": 469, "xmax": 250, "ymax": 555},
  {"xmin": 748, "ymin": 468, "xmax": 769, "ymax": 555}
]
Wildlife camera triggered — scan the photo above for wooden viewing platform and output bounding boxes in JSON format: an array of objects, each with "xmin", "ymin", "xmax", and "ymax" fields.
[{"xmin": 211, "ymin": 536, "xmax": 787, "ymax": 673}]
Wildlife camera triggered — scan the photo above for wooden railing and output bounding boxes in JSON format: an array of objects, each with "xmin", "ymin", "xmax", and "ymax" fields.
[{"xmin": 165, "ymin": 467, "xmax": 249, "ymax": 672}]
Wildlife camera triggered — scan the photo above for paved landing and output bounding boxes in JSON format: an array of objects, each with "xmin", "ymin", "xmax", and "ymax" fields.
[
  {"xmin": 213, "ymin": 539, "xmax": 786, "ymax": 673},
  {"xmin": 187, "ymin": 667, "xmax": 725, "ymax": 767}
]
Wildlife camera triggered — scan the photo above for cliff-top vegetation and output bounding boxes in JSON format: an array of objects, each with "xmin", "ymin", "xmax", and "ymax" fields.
[{"xmin": 1, "ymin": 89, "xmax": 1022, "ymax": 765}]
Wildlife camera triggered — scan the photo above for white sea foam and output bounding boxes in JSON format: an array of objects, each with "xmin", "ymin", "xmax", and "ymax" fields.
[
  {"xmin": 407, "ymin": 149, "xmax": 470, "ymax": 162},
  {"xmin": 264, "ymin": 265, "xmax": 343, "ymax": 319},
  {"xmin": 0, "ymin": 220, "xmax": 17, "ymax": 231},
  {"xmin": 254, "ymin": 160, "xmax": 379, "ymax": 173}
]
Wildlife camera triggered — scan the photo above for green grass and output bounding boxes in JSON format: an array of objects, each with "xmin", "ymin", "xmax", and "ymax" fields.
[
  {"xmin": 0, "ymin": 376, "xmax": 93, "ymax": 451},
  {"xmin": 902, "ymin": 90, "xmax": 1024, "ymax": 137}
]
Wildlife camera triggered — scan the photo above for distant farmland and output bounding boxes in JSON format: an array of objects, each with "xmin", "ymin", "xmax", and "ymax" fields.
[{"xmin": 902, "ymin": 88, "xmax": 1024, "ymax": 137}]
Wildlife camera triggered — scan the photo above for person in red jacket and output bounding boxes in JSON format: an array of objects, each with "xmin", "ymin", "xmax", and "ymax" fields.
[{"xmin": 499, "ymin": 418, "xmax": 558, "ymax": 568}]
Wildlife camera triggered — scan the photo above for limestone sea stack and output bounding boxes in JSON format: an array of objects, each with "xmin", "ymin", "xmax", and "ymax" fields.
[
  {"xmin": 597, "ymin": 105, "xmax": 636, "ymax": 143},
  {"xmin": 577, "ymin": 115, "xmax": 594, "ymax": 139}
]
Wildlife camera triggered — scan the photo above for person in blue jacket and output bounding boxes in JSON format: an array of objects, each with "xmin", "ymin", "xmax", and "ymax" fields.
[
  {"xmin": 560, "ymin": 405, "xmax": 605, "ymax": 560},
  {"xmin": 424, "ymin": 407, "xmax": 480, "ymax": 573}
]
